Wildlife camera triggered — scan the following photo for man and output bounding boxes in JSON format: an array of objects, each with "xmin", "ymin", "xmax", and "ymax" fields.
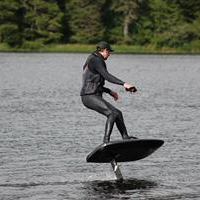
[{"xmin": 80, "ymin": 41, "xmax": 137, "ymax": 143}]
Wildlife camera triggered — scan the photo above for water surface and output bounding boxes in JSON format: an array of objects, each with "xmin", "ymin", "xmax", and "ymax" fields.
[{"xmin": 0, "ymin": 53, "xmax": 200, "ymax": 199}]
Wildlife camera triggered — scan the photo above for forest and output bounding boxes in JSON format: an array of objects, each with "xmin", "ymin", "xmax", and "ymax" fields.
[{"xmin": 0, "ymin": 0, "xmax": 200, "ymax": 52}]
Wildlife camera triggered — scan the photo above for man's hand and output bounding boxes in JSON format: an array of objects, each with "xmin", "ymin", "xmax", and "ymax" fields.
[
  {"xmin": 109, "ymin": 91, "xmax": 118, "ymax": 101},
  {"xmin": 123, "ymin": 82, "xmax": 137, "ymax": 93}
]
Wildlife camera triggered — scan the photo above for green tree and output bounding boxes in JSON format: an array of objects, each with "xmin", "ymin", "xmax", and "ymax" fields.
[
  {"xmin": 22, "ymin": 0, "xmax": 63, "ymax": 44},
  {"xmin": 148, "ymin": 0, "xmax": 200, "ymax": 47},
  {"xmin": 0, "ymin": 0, "xmax": 23, "ymax": 46},
  {"xmin": 68, "ymin": 0, "xmax": 105, "ymax": 43},
  {"xmin": 56, "ymin": 0, "xmax": 71, "ymax": 43},
  {"xmin": 149, "ymin": 0, "xmax": 183, "ymax": 47},
  {"xmin": 132, "ymin": 0, "xmax": 152, "ymax": 45},
  {"xmin": 111, "ymin": 0, "xmax": 141, "ymax": 44},
  {"xmin": 173, "ymin": 0, "xmax": 200, "ymax": 22},
  {"xmin": 0, "ymin": 0, "xmax": 64, "ymax": 47}
]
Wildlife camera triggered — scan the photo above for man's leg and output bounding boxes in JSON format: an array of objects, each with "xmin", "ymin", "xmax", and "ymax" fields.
[
  {"xmin": 104, "ymin": 113, "xmax": 117, "ymax": 142},
  {"xmin": 82, "ymin": 95, "xmax": 116, "ymax": 142},
  {"xmin": 81, "ymin": 95, "xmax": 133, "ymax": 142}
]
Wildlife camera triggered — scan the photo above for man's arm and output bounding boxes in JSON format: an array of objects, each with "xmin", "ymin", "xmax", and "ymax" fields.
[
  {"xmin": 93, "ymin": 58, "xmax": 137, "ymax": 92},
  {"xmin": 94, "ymin": 59, "xmax": 125, "ymax": 85},
  {"xmin": 103, "ymin": 86, "xmax": 119, "ymax": 101},
  {"xmin": 102, "ymin": 87, "xmax": 111, "ymax": 94}
]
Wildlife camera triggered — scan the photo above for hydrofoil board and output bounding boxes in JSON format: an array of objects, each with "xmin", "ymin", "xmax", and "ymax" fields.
[{"xmin": 87, "ymin": 139, "xmax": 164, "ymax": 163}]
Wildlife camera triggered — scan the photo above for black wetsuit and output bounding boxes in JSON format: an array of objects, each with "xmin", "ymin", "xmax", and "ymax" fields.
[{"xmin": 80, "ymin": 52, "xmax": 130, "ymax": 142}]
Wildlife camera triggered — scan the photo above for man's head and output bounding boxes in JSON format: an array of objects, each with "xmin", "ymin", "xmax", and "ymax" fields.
[{"xmin": 96, "ymin": 41, "xmax": 114, "ymax": 60}]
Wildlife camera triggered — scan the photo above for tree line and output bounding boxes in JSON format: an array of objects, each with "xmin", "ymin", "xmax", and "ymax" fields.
[{"xmin": 0, "ymin": 0, "xmax": 200, "ymax": 49}]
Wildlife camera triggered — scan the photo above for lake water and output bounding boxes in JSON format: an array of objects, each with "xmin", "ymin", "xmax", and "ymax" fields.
[{"xmin": 0, "ymin": 53, "xmax": 200, "ymax": 200}]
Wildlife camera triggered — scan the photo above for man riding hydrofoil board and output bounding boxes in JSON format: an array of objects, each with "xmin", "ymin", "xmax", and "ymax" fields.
[{"xmin": 80, "ymin": 41, "xmax": 137, "ymax": 143}]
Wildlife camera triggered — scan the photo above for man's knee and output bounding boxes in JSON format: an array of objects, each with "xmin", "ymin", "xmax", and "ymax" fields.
[
  {"xmin": 108, "ymin": 109, "xmax": 122, "ymax": 120},
  {"xmin": 115, "ymin": 109, "xmax": 123, "ymax": 118}
]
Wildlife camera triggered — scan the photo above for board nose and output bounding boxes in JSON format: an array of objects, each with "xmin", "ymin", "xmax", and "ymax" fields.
[
  {"xmin": 159, "ymin": 140, "xmax": 164, "ymax": 146},
  {"xmin": 153, "ymin": 139, "xmax": 164, "ymax": 148}
]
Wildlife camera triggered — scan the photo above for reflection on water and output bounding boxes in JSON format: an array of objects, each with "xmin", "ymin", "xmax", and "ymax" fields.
[
  {"xmin": 83, "ymin": 178, "xmax": 200, "ymax": 200},
  {"xmin": 82, "ymin": 179, "xmax": 157, "ymax": 199}
]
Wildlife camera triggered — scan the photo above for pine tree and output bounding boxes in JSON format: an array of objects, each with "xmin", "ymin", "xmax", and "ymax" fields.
[
  {"xmin": 68, "ymin": 0, "xmax": 105, "ymax": 43},
  {"xmin": 0, "ymin": 0, "xmax": 23, "ymax": 46},
  {"xmin": 149, "ymin": 0, "xmax": 183, "ymax": 47},
  {"xmin": 56, "ymin": 0, "xmax": 71, "ymax": 43},
  {"xmin": 149, "ymin": 0, "xmax": 200, "ymax": 47},
  {"xmin": 0, "ymin": 0, "xmax": 64, "ymax": 46},
  {"xmin": 22, "ymin": 0, "xmax": 63, "ymax": 44},
  {"xmin": 111, "ymin": 0, "xmax": 141, "ymax": 44},
  {"xmin": 173, "ymin": 0, "xmax": 200, "ymax": 22}
]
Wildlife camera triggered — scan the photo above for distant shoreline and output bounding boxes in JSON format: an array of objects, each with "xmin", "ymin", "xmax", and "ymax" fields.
[{"xmin": 0, "ymin": 43, "xmax": 200, "ymax": 54}]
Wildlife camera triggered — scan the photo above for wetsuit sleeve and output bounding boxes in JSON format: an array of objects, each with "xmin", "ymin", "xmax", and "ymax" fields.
[
  {"xmin": 102, "ymin": 87, "xmax": 111, "ymax": 94},
  {"xmin": 94, "ymin": 59, "xmax": 125, "ymax": 85}
]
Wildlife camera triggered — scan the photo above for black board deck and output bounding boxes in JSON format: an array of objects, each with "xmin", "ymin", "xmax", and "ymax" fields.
[{"xmin": 86, "ymin": 139, "xmax": 164, "ymax": 163}]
